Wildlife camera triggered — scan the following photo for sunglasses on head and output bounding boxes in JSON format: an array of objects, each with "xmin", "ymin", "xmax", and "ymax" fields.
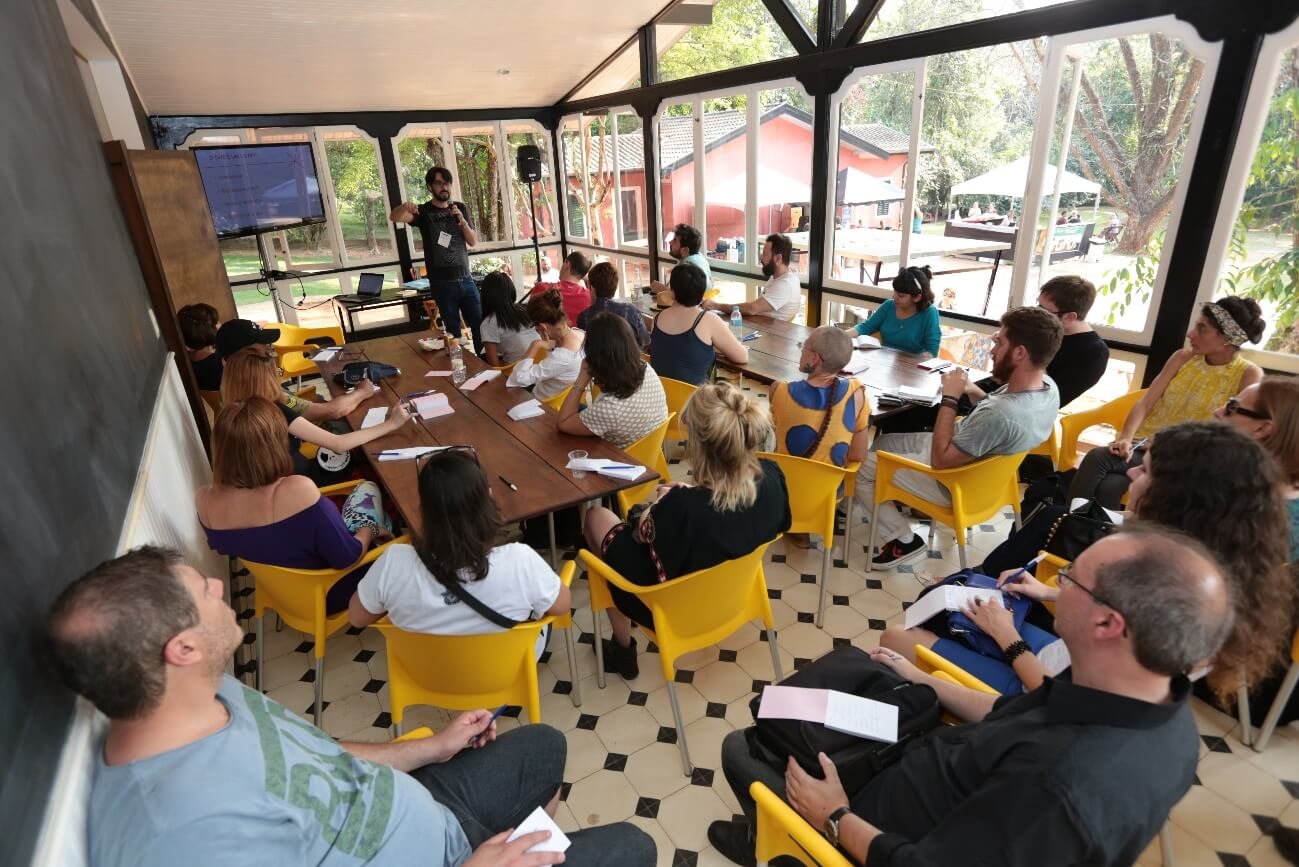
[
  {"xmin": 415, "ymin": 444, "xmax": 479, "ymax": 472},
  {"xmin": 1223, "ymin": 397, "xmax": 1270, "ymax": 421}
]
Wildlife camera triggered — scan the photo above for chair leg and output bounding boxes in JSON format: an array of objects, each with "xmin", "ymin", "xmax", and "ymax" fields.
[
  {"xmin": 957, "ymin": 535, "xmax": 968, "ymax": 569},
  {"xmin": 1254, "ymin": 661, "xmax": 1299, "ymax": 752},
  {"xmin": 865, "ymin": 512, "xmax": 879, "ymax": 573},
  {"xmin": 312, "ymin": 657, "xmax": 324, "ymax": 728},
  {"xmin": 1159, "ymin": 821, "xmax": 1174, "ymax": 865},
  {"xmin": 593, "ymin": 611, "xmax": 607, "ymax": 690},
  {"xmin": 255, "ymin": 614, "xmax": 264, "ymax": 692},
  {"xmin": 767, "ymin": 629, "xmax": 784, "ymax": 681},
  {"xmin": 1237, "ymin": 682, "xmax": 1252, "ymax": 747},
  {"xmin": 392, "ymin": 720, "xmax": 401, "ymax": 739},
  {"xmin": 547, "ymin": 513, "xmax": 559, "ymax": 570},
  {"xmin": 842, "ymin": 497, "xmax": 855, "ymax": 562},
  {"xmin": 667, "ymin": 681, "xmax": 694, "ymax": 775},
  {"xmin": 564, "ymin": 626, "xmax": 583, "ymax": 707},
  {"xmin": 815, "ymin": 545, "xmax": 831, "ymax": 629}
]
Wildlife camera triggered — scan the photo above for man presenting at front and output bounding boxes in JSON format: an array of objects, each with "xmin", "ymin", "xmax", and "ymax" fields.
[
  {"xmin": 391, "ymin": 167, "xmax": 484, "ymax": 352},
  {"xmin": 710, "ymin": 528, "xmax": 1232, "ymax": 866}
]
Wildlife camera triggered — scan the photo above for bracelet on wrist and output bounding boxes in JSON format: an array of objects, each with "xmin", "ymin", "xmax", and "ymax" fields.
[
  {"xmin": 939, "ymin": 395, "xmax": 960, "ymax": 411},
  {"xmin": 1002, "ymin": 639, "xmax": 1030, "ymax": 664}
]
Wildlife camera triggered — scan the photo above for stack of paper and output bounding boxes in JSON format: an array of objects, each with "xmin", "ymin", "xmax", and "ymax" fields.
[
  {"xmin": 902, "ymin": 585, "xmax": 1005, "ymax": 629},
  {"xmin": 565, "ymin": 457, "xmax": 647, "ymax": 481},
  {"xmin": 842, "ymin": 351, "xmax": 873, "ymax": 375},
  {"xmin": 508, "ymin": 399, "xmax": 546, "ymax": 421},
  {"xmin": 757, "ymin": 685, "xmax": 898, "ymax": 743},
  {"xmin": 917, "ymin": 357, "xmax": 955, "ymax": 373},
  {"xmin": 412, "ymin": 393, "xmax": 454, "ymax": 420},
  {"xmin": 506, "ymin": 806, "xmax": 571, "ymax": 854},
  {"xmin": 360, "ymin": 407, "xmax": 388, "ymax": 429},
  {"xmin": 853, "ymin": 334, "xmax": 881, "ymax": 350},
  {"xmin": 376, "ymin": 446, "xmax": 442, "ymax": 462},
  {"xmin": 459, "ymin": 369, "xmax": 501, "ymax": 391},
  {"xmin": 311, "ymin": 347, "xmax": 341, "ymax": 363}
]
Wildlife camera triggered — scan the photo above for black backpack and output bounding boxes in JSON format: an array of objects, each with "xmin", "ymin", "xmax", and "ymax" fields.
[{"xmin": 747, "ymin": 646, "xmax": 941, "ymax": 794}]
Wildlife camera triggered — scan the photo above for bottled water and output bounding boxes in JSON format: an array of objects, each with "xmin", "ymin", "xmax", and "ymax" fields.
[
  {"xmin": 449, "ymin": 339, "xmax": 466, "ymax": 385},
  {"xmin": 730, "ymin": 306, "xmax": 743, "ymax": 339}
]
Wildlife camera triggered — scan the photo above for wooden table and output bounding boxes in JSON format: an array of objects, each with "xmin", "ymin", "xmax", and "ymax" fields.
[
  {"xmin": 786, "ymin": 228, "xmax": 1011, "ymax": 288},
  {"xmin": 317, "ymin": 334, "xmax": 657, "ymax": 564},
  {"xmin": 643, "ymin": 312, "xmax": 984, "ymax": 421}
]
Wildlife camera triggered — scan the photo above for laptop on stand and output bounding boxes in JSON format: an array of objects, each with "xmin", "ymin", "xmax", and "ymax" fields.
[{"xmin": 335, "ymin": 272, "xmax": 385, "ymax": 304}]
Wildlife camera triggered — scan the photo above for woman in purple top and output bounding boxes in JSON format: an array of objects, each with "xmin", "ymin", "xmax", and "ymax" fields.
[{"xmin": 196, "ymin": 398, "xmax": 388, "ymax": 612}]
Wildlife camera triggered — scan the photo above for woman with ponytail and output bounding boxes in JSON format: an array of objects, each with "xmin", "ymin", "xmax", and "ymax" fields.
[
  {"xmin": 852, "ymin": 265, "xmax": 941, "ymax": 357},
  {"xmin": 347, "ymin": 449, "xmax": 569, "ymax": 655},
  {"xmin": 582, "ymin": 382, "xmax": 792, "ymax": 680}
]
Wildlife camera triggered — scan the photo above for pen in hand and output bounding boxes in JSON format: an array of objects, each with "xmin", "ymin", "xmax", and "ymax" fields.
[
  {"xmin": 470, "ymin": 705, "xmax": 508, "ymax": 747},
  {"xmin": 1001, "ymin": 553, "xmax": 1048, "ymax": 589}
]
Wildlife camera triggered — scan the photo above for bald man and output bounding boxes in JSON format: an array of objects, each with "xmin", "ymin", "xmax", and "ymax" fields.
[{"xmin": 712, "ymin": 529, "xmax": 1231, "ymax": 867}]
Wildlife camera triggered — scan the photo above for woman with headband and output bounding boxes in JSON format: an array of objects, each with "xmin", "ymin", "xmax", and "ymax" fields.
[
  {"xmin": 1069, "ymin": 295, "xmax": 1265, "ymax": 508},
  {"xmin": 851, "ymin": 265, "xmax": 942, "ymax": 357}
]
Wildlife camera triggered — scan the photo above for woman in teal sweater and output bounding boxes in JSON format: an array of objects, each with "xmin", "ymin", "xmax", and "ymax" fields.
[{"xmin": 853, "ymin": 265, "xmax": 941, "ymax": 357}]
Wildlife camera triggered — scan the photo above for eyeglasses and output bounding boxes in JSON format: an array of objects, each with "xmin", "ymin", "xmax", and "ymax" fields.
[
  {"xmin": 1058, "ymin": 566, "xmax": 1123, "ymax": 616},
  {"xmin": 1223, "ymin": 397, "xmax": 1270, "ymax": 421},
  {"xmin": 415, "ymin": 444, "xmax": 479, "ymax": 473}
]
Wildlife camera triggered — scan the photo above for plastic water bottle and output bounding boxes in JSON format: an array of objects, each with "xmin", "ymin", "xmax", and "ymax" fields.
[
  {"xmin": 449, "ymin": 339, "xmax": 466, "ymax": 386},
  {"xmin": 730, "ymin": 306, "xmax": 743, "ymax": 339}
]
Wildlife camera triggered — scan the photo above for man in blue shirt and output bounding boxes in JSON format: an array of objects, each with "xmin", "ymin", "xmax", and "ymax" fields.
[{"xmin": 45, "ymin": 547, "xmax": 654, "ymax": 867}]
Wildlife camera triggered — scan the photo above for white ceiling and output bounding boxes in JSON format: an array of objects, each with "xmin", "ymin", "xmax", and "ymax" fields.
[{"xmin": 95, "ymin": 0, "xmax": 665, "ymax": 116}]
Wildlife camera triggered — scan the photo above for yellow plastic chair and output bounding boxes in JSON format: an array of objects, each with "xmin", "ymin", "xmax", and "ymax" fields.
[
  {"xmin": 839, "ymin": 460, "xmax": 862, "ymax": 570},
  {"xmin": 1034, "ymin": 552, "xmax": 1067, "ymax": 616},
  {"xmin": 377, "ymin": 561, "xmax": 581, "ymax": 735},
  {"xmin": 1025, "ymin": 420, "xmax": 1062, "ymax": 468},
  {"xmin": 751, "ymin": 782, "xmax": 853, "ymax": 867},
  {"xmin": 580, "ymin": 543, "xmax": 784, "ymax": 774},
  {"xmin": 395, "ymin": 726, "xmax": 435, "ymax": 742},
  {"xmin": 1057, "ymin": 389, "xmax": 1147, "ymax": 471},
  {"xmin": 660, "ymin": 377, "xmax": 698, "ymax": 444},
  {"xmin": 757, "ymin": 452, "xmax": 851, "ymax": 628},
  {"xmin": 615, "ymin": 414, "xmax": 675, "ymax": 516},
  {"xmin": 866, "ymin": 450, "xmax": 1026, "ymax": 571},
  {"xmin": 246, "ymin": 482, "xmax": 409, "ymax": 727},
  {"xmin": 541, "ymin": 386, "xmax": 572, "ymax": 410},
  {"xmin": 493, "ymin": 360, "xmax": 518, "ymax": 375},
  {"xmin": 270, "ymin": 322, "xmax": 346, "ymax": 381}
]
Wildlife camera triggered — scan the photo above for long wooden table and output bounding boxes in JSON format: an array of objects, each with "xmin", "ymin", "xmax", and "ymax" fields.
[
  {"xmin": 786, "ymin": 228, "xmax": 1011, "ymax": 290},
  {"xmin": 317, "ymin": 334, "xmax": 657, "ymax": 561}
]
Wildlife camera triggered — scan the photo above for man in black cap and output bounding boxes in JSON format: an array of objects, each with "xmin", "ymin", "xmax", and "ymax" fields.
[{"xmin": 214, "ymin": 319, "xmax": 372, "ymax": 422}]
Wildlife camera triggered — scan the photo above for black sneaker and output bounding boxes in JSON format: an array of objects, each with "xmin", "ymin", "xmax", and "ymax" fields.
[
  {"xmin": 707, "ymin": 818, "xmax": 756, "ymax": 866},
  {"xmin": 872, "ymin": 536, "xmax": 927, "ymax": 570},
  {"xmin": 601, "ymin": 637, "xmax": 639, "ymax": 680}
]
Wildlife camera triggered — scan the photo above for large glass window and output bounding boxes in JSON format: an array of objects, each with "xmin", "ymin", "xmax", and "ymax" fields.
[
  {"xmin": 563, "ymin": 112, "xmax": 619, "ymax": 248},
  {"xmin": 702, "ymin": 93, "xmax": 749, "ymax": 263},
  {"xmin": 860, "ymin": 0, "xmax": 1075, "ymax": 43},
  {"xmin": 394, "ymin": 127, "xmax": 449, "ymax": 259},
  {"xmin": 320, "ymin": 129, "xmax": 393, "ymax": 263},
  {"xmin": 658, "ymin": 102, "xmax": 696, "ymax": 254},
  {"xmin": 504, "ymin": 123, "xmax": 558, "ymax": 243},
  {"xmin": 758, "ymin": 86, "xmax": 814, "ymax": 277},
  {"xmin": 452, "ymin": 126, "xmax": 508, "ymax": 245},
  {"xmin": 656, "ymin": 0, "xmax": 796, "ymax": 83},
  {"xmin": 615, "ymin": 111, "xmax": 647, "ymax": 246}
]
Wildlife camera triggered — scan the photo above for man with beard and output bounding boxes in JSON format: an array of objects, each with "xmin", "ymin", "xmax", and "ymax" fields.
[
  {"xmin": 45, "ymin": 547, "xmax": 654, "ymax": 867},
  {"xmin": 853, "ymin": 306, "xmax": 1061, "ymax": 567},
  {"xmin": 391, "ymin": 167, "xmax": 484, "ymax": 353},
  {"xmin": 704, "ymin": 233, "xmax": 802, "ymax": 321},
  {"xmin": 651, "ymin": 223, "xmax": 712, "ymax": 295}
]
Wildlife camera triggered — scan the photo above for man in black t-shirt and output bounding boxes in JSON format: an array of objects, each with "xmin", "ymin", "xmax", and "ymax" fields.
[{"xmin": 391, "ymin": 166, "xmax": 483, "ymax": 352}]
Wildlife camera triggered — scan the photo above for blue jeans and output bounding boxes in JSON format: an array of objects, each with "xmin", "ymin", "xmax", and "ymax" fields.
[{"xmin": 431, "ymin": 275, "xmax": 483, "ymax": 354}]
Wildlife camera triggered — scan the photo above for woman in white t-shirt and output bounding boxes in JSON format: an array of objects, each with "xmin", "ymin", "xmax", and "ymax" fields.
[
  {"xmin": 479, "ymin": 271, "xmax": 540, "ymax": 366},
  {"xmin": 558, "ymin": 312, "xmax": 668, "ymax": 449},
  {"xmin": 348, "ymin": 449, "xmax": 570, "ymax": 652},
  {"xmin": 506, "ymin": 287, "xmax": 584, "ymax": 401}
]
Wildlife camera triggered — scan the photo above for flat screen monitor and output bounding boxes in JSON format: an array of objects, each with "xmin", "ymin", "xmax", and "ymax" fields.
[{"xmin": 193, "ymin": 143, "xmax": 327, "ymax": 239}]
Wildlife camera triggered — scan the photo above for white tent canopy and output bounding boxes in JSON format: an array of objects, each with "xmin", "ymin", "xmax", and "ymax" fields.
[
  {"xmin": 950, "ymin": 156, "xmax": 1101, "ymax": 199},
  {"xmin": 836, "ymin": 167, "xmax": 905, "ymax": 205},
  {"xmin": 706, "ymin": 170, "xmax": 810, "ymax": 208}
]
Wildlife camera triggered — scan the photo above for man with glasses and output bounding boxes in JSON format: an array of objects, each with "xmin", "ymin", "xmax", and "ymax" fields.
[
  {"xmin": 45, "ymin": 546, "xmax": 654, "ymax": 867},
  {"xmin": 710, "ymin": 528, "xmax": 1232, "ymax": 867},
  {"xmin": 392, "ymin": 167, "xmax": 484, "ymax": 354}
]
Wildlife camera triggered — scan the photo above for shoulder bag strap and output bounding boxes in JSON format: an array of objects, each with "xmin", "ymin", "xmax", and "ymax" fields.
[
  {"xmin": 445, "ymin": 581, "xmax": 525, "ymax": 629},
  {"xmin": 803, "ymin": 377, "xmax": 846, "ymax": 459}
]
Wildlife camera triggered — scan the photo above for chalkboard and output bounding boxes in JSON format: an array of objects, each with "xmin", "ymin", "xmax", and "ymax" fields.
[{"xmin": 0, "ymin": 1, "xmax": 165, "ymax": 863}]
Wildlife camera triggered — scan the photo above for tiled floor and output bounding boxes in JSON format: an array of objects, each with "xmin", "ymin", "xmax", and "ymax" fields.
[{"xmin": 228, "ymin": 381, "xmax": 1299, "ymax": 866}]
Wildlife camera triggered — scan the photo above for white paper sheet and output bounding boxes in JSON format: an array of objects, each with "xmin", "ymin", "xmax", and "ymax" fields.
[
  {"xmin": 903, "ymin": 585, "xmax": 1004, "ymax": 629},
  {"xmin": 360, "ymin": 407, "xmax": 388, "ymax": 429},
  {"xmin": 311, "ymin": 347, "xmax": 341, "ymax": 362},
  {"xmin": 425, "ymin": 370, "xmax": 454, "ymax": 377},
  {"xmin": 917, "ymin": 358, "xmax": 953, "ymax": 372},
  {"xmin": 506, "ymin": 806, "xmax": 571, "ymax": 854},
  {"xmin": 853, "ymin": 334, "xmax": 881, "ymax": 350},
  {"xmin": 376, "ymin": 446, "xmax": 442, "ymax": 461},
  {"xmin": 823, "ymin": 691, "xmax": 899, "ymax": 743},
  {"xmin": 565, "ymin": 458, "xmax": 646, "ymax": 480},
  {"xmin": 459, "ymin": 369, "xmax": 502, "ymax": 391},
  {"xmin": 507, "ymin": 399, "xmax": 545, "ymax": 421},
  {"xmin": 842, "ymin": 352, "xmax": 872, "ymax": 375}
]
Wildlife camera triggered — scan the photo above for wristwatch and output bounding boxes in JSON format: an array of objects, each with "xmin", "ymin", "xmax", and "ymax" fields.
[{"xmin": 824, "ymin": 806, "xmax": 851, "ymax": 847}]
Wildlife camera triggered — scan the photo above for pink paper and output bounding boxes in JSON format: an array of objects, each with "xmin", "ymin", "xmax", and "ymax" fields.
[{"xmin": 756, "ymin": 686, "xmax": 829, "ymax": 723}]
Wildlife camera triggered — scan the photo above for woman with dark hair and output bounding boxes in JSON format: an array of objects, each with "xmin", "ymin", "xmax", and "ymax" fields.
[
  {"xmin": 506, "ymin": 287, "xmax": 584, "ymax": 400},
  {"xmin": 648, "ymin": 263, "xmax": 748, "ymax": 385},
  {"xmin": 851, "ymin": 265, "xmax": 941, "ymax": 357},
  {"xmin": 348, "ymin": 448, "xmax": 569, "ymax": 651},
  {"xmin": 478, "ymin": 271, "xmax": 540, "ymax": 366},
  {"xmin": 1069, "ymin": 295, "xmax": 1265, "ymax": 508},
  {"xmin": 576, "ymin": 261, "xmax": 649, "ymax": 348},
  {"xmin": 881, "ymin": 421, "xmax": 1295, "ymax": 702},
  {"xmin": 558, "ymin": 313, "xmax": 668, "ymax": 448},
  {"xmin": 177, "ymin": 303, "xmax": 222, "ymax": 391}
]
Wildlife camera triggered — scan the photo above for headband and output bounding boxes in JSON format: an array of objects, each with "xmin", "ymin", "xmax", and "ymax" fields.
[
  {"xmin": 1204, "ymin": 302, "xmax": 1249, "ymax": 347},
  {"xmin": 897, "ymin": 267, "xmax": 923, "ymax": 296}
]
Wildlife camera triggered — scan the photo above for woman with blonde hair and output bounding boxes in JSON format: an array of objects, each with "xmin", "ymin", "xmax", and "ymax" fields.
[
  {"xmin": 505, "ymin": 286, "xmax": 584, "ymax": 401},
  {"xmin": 197, "ymin": 398, "xmax": 389, "ymax": 613},
  {"xmin": 221, "ymin": 347, "xmax": 411, "ymax": 478},
  {"xmin": 582, "ymin": 381, "xmax": 792, "ymax": 679}
]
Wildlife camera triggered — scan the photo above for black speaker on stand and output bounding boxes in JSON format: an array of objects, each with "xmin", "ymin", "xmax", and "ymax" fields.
[{"xmin": 516, "ymin": 145, "xmax": 544, "ymax": 283}]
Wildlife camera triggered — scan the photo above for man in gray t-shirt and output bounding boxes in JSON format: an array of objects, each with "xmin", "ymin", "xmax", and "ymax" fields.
[
  {"xmin": 854, "ymin": 307, "xmax": 1062, "ymax": 568},
  {"xmin": 45, "ymin": 548, "xmax": 654, "ymax": 867}
]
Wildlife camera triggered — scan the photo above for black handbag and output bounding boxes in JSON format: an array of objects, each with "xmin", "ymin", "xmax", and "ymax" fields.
[
  {"xmin": 333, "ymin": 360, "xmax": 400, "ymax": 389},
  {"xmin": 1043, "ymin": 500, "xmax": 1116, "ymax": 561}
]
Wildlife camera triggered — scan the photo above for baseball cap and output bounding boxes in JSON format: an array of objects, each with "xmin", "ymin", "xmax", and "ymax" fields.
[{"xmin": 216, "ymin": 319, "xmax": 281, "ymax": 359}]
